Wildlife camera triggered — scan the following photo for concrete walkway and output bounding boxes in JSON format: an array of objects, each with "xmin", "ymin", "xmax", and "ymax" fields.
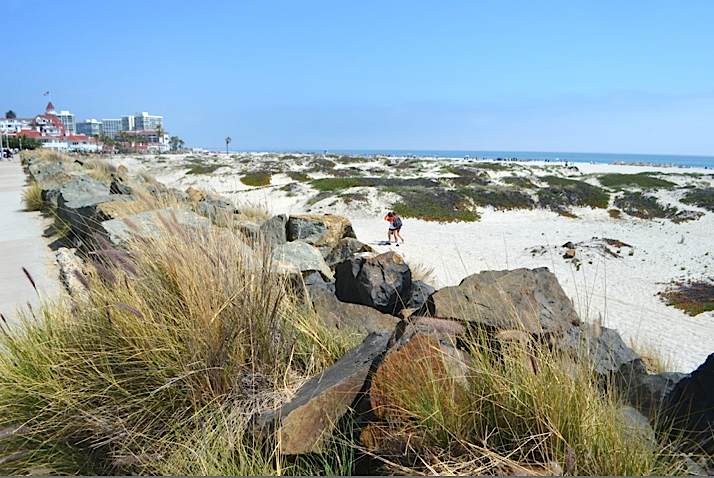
[{"xmin": 0, "ymin": 159, "xmax": 59, "ymax": 323}]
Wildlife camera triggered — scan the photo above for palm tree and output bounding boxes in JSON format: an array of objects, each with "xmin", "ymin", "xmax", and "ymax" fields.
[{"xmin": 225, "ymin": 137, "xmax": 231, "ymax": 155}]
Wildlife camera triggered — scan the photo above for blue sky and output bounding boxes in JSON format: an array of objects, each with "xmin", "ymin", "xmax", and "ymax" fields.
[{"xmin": 4, "ymin": 1, "xmax": 714, "ymax": 155}]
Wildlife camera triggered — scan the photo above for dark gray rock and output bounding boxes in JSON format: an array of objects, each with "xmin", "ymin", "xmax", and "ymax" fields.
[
  {"xmin": 303, "ymin": 270, "xmax": 335, "ymax": 294},
  {"xmin": 55, "ymin": 177, "xmax": 136, "ymax": 244},
  {"xmin": 311, "ymin": 288, "xmax": 400, "ymax": 336},
  {"xmin": 109, "ymin": 178, "xmax": 132, "ymax": 195},
  {"xmin": 334, "ymin": 251, "xmax": 411, "ymax": 316},
  {"xmin": 325, "ymin": 237, "xmax": 376, "ymax": 268},
  {"xmin": 252, "ymin": 331, "xmax": 393, "ymax": 454},
  {"xmin": 405, "ymin": 280, "xmax": 435, "ymax": 310},
  {"xmin": 260, "ymin": 214, "xmax": 288, "ymax": 249},
  {"xmin": 417, "ymin": 267, "xmax": 579, "ymax": 334},
  {"xmin": 661, "ymin": 353, "xmax": 714, "ymax": 454}
]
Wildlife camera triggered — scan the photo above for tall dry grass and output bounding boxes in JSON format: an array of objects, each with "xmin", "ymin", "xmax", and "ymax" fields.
[
  {"xmin": 367, "ymin": 325, "xmax": 693, "ymax": 476},
  {"xmin": 0, "ymin": 213, "xmax": 354, "ymax": 475}
]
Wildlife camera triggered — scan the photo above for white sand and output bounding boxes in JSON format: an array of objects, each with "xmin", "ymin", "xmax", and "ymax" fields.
[{"xmin": 109, "ymin": 153, "xmax": 714, "ymax": 373}]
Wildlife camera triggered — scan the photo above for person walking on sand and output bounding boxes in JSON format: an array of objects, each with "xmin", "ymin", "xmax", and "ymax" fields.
[{"xmin": 384, "ymin": 211, "xmax": 404, "ymax": 245}]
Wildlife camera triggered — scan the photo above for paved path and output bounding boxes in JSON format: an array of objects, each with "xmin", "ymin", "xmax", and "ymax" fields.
[{"xmin": 0, "ymin": 159, "xmax": 59, "ymax": 323}]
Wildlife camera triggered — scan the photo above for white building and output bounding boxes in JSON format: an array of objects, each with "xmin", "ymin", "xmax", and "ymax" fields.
[
  {"xmin": 57, "ymin": 110, "xmax": 76, "ymax": 134},
  {"xmin": 134, "ymin": 112, "xmax": 163, "ymax": 131},
  {"xmin": 76, "ymin": 119, "xmax": 102, "ymax": 137},
  {"xmin": 121, "ymin": 115, "xmax": 135, "ymax": 132},
  {"xmin": 0, "ymin": 118, "xmax": 31, "ymax": 134},
  {"xmin": 101, "ymin": 118, "xmax": 122, "ymax": 139}
]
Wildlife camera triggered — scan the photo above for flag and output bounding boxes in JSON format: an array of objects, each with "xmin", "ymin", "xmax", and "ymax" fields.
[{"xmin": 43, "ymin": 91, "xmax": 50, "ymax": 96}]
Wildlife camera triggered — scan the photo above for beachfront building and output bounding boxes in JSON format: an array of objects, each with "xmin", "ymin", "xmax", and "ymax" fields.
[
  {"xmin": 57, "ymin": 110, "xmax": 76, "ymax": 134},
  {"xmin": 101, "ymin": 118, "xmax": 122, "ymax": 139},
  {"xmin": 120, "ymin": 129, "xmax": 169, "ymax": 153},
  {"xmin": 11, "ymin": 129, "xmax": 98, "ymax": 152},
  {"xmin": 121, "ymin": 115, "xmax": 135, "ymax": 132},
  {"xmin": 134, "ymin": 112, "xmax": 163, "ymax": 131},
  {"xmin": 0, "ymin": 117, "xmax": 32, "ymax": 134},
  {"xmin": 76, "ymin": 119, "xmax": 102, "ymax": 137}
]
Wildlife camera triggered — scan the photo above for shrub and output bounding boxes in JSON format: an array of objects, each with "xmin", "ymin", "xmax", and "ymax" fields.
[
  {"xmin": 539, "ymin": 176, "xmax": 610, "ymax": 210},
  {"xmin": 393, "ymin": 188, "xmax": 479, "ymax": 223},
  {"xmin": 286, "ymin": 171, "xmax": 310, "ymax": 182},
  {"xmin": 461, "ymin": 187, "xmax": 535, "ymax": 210},
  {"xmin": 682, "ymin": 187, "xmax": 714, "ymax": 212},
  {"xmin": 658, "ymin": 280, "xmax": 714, "ymax": 316},
  {"xmin": 598, "ymin": 172, "xmax": 676, "ymax": 190},
  {"xmin": 241, "ymin": 171, "xmax": 272, "ymax": 186},
  {"xmin": 186, "ymin": 163, "xmax": 223, "ymax": 175},
  {"xmin": 614, "ymin": 192, "xmax": 677, "ymax": 219}
]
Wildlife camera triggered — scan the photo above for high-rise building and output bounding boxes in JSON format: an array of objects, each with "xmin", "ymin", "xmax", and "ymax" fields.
[
  {"xmin": 134, "ymin": 112, "xmax": 163, "ymax": 131},
  {"xmin": 57, "ymin": 110, "xmax": 76, "ymax": 134},
  {"xmin": 121, "ymin": 115, "xmax": 135, "ymax": 132},
  {"xmin": 76, "ymin": 119, "xmax": 102, "ymax": 137},
  {"xmin": 101, "ymin": 119, "xmax": 122, "ymax": 139}
]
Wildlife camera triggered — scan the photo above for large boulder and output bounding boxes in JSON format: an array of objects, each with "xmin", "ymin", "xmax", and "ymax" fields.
[
  {"xmin": 259, "ymin": 214, "xmax": 288, "ymax": 248},
  {"xmin": 252, "ymin": 331, "xmax": 393, "ymax": 455},
  {"xmin": 417, "ymin": 267, "xmax": 579, "ymax": 334},
  {"xmin": 56, "ymin": 176, "xmax": 137, "ymax": 244},
  {"xmin": 287, "ymin": 214, "xmax": 357, "ymax": 258},
  {"xmin": 272, "ymin": 240, "xmax": 333, "ymax": 281},
  {"xmin": 661, "ymin": 353, "xmax": 714, "ymax": 454},
  {"xmin": 325, "ymin": 237, "xmax": 376, "ymax": 268},
  {"xmin": 100, "ymin": 208, "xmax": 213, "ymax": 246},
  {"xmin": 311, "ymin": 288, "xmax": 400, "ymax": 336},
  {"xmin": 334, "ymin": 251, "xmax": 411, "ymax": 316},
  {"xmin": 557, "ymin": 325, "xmax": 687, "ymax": 420}
]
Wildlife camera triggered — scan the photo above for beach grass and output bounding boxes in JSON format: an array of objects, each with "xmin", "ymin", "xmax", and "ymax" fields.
[
  {"xmin": 0, "ymin": 213, "xmax": 354, "ymax": 476},
  {"xmin": 366, "ymin": 326, "xmax": 691, "ymax": 476},
  {"xmin": 21, "ymin": 181, "xmax": 44, "ymax": 211},
  {"xmin": 241, "ymin": 171, "xmax": 272, "ymax": 186},
  {"xmin": 597, "ymin": 172, "xmax": 677, "ymax": 190}
]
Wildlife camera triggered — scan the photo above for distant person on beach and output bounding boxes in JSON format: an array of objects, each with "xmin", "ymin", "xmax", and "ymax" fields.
[{"xmin": 384, "ymin": 211, "xmax": 404, "ymax": 244}]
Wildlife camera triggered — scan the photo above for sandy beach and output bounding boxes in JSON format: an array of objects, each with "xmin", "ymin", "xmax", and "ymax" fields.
[{"xmin": 105, "ymin": 153, "xmax": 714, "ymax": 373}]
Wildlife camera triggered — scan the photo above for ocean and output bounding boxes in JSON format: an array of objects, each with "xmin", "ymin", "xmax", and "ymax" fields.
[{"xmin": 321, "ymin": 150, "xmax": 714, "ymax": 169}]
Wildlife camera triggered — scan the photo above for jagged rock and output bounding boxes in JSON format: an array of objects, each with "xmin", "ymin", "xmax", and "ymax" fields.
[
  {"xmin": 55, "ymin": 247, "xmax": 87, "ymax": 299},
  {"xmin": 252, "ymin": 331, "xmax": 393, "ymax": 455},
  {"xmin": 405, "ymin": 280, "xmax": 435, "ymax": 310},
  {"xmin": 417, "ymin": 267, "xmax": 579, "ymax": 334},
  {"xmin": 325, "ymin": 237, "xmax": 376, "ymax": 268},
  {"xmin": 369, "ymin": 331, "xmax": 471, "ymax": 421},
  {"xmin": 197, "ymin": 194, "xmax": 236, "ymax": 221},
  {"xmin": 272, "ymin": 240, "xmax": 333, "ymax": 281},
  {"xmin": 287, "ymin": 214, "xmax": 357, "ymax": 258},
  {"xmin": 233, "ymin": 219, "xmax": 262, "ymax": 242},
  {"xmin": 146, "ymin": 183, "xmax": 191, "ymax": 204},
  {"xmin": 334, "ymin": 251, "xmax": 411, "ymax": 316},
  {"xmin": 555, "ymin": 324, "xmax": 686, "ymax": 420},
  {"xmin": 260, "ymin": 214, "xmax": 288, "ymax": 249},
  {"xmin": 303, "ymin": 270, "xmax": 335, "ymax": 294},
  {"xmin": 109, "ymin": 178, "xmax": 132, "ymax": 195},
  {"xmin": 56, "ymin": 177, "xmax": 137, "ymax": 244},
  {"xmin": 311, "ymin": 288, "xmax": 400, "ymax": 336},
  {"xmin": 564, "ymin": 248, "xmax": 576, "ymax": 259},
  {"xmin": 661, "ymin": 353, "xmax": 714, "ymax": 454},
  {"xmin": 100, "ymin": 208, "xmax": 213, "ymax": 246}
]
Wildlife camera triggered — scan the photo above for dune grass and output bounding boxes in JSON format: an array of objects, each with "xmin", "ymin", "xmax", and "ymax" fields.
[
  {"xmin": 366, "ymin": 328, "xmax": 691, "ymax": 476},
  {"xmin": 21, "ymin": 181, "xmax": 44, "ymax": 211},
  {"xmin": 0, "ymin": 213, "xmax": 354, "ymax": 475},
  {"xmin": 598, "ymin": 172, "xmax": 677, "ymax": 190}
]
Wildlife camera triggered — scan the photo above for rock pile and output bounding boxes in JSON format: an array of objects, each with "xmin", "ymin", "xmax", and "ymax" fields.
[{"xmin": 24, "ymin": 154, "xmax": 713, "ymax": 472}]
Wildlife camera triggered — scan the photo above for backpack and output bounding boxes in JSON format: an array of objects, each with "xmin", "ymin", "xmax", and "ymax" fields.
[{"xmin": 392, "ymin": 215, "xmax": 403, "ymax": 229}]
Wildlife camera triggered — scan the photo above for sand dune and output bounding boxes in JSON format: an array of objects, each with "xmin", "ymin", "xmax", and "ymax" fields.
[{"xmin": 107, "ymin": 153, "xmax": 714, "ymax": 372}]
